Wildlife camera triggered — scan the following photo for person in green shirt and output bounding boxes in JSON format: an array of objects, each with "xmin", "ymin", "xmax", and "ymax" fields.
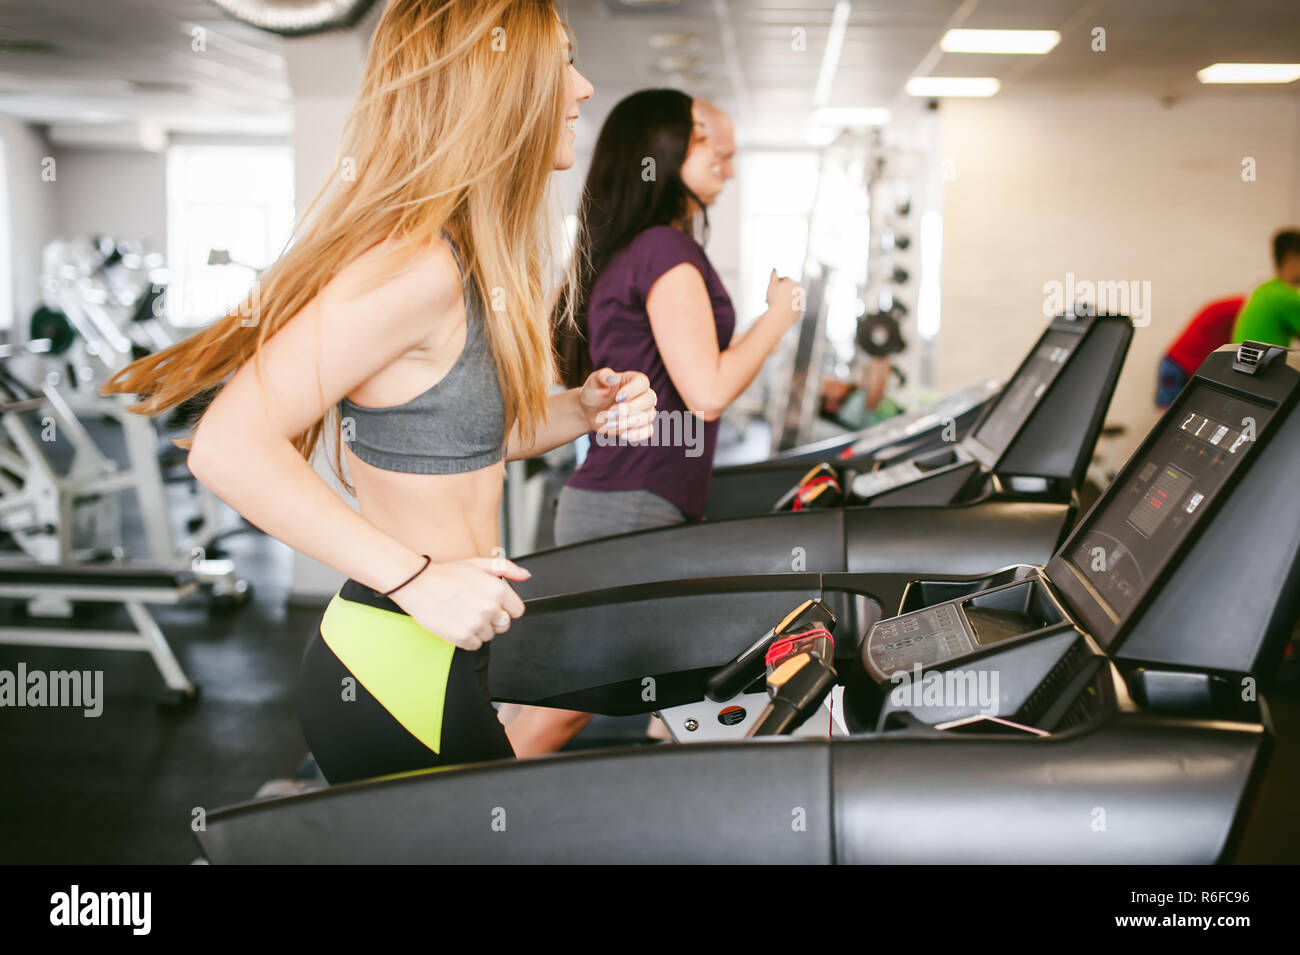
[{"xmin": 1232, "ymin": 229, "xmax": 1300, "ymax": 346}]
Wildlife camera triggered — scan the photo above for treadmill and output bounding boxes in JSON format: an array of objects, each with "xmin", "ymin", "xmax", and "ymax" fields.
[
  {"xmin": 706, "ymin": 376, "xmax": 1000, "ymax": 518},
  {"xmin": 706, "ymin": 313, "xmax": 1124, "ymax": 520},
  {"xmin": 516, "ymin": 312, "xmax": 1132, "ymax": 601},
  {"xmin": 196, "ymin": 342, "xmax": 1300, "ymax": 863}
]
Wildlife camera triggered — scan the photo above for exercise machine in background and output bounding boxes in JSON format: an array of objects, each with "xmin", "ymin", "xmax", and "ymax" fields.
[
  {"xmin": 0, "ymin": 236, "xmax": 264, "ymax": 703},
  {"xmin": 11, "ymin": 236, "xmax": 252, "ymax": 603}
]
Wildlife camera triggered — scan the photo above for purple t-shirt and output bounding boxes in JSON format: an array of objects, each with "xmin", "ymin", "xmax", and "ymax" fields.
[{"xmin": 567, "ymin": 225, "xmax": 736, "ymax": 520}]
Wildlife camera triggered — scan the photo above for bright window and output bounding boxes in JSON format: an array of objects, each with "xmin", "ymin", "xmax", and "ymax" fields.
[
  {"xmin": 738, "ymin": 148, "xmax": 870, "ymax": 365},
  {"xmin": 165, "ymin": 145, "xmax": 294, "ymax": 326},
  {"xmin": 737, "ymin": 151, "xmax": 820, "ymax": 327}
]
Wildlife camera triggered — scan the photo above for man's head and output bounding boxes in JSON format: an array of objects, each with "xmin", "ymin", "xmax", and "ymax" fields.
[
  {"xmin": 1274, "ymin": 229, "xmax": 1300, "ymax": 285},
  {"xmin": 695, "ymin": 99, "xmax": 735, "ymax": 180},
  {"xmin": 683, "ymin": 98, "xmax": 735, "ymax": 206}
]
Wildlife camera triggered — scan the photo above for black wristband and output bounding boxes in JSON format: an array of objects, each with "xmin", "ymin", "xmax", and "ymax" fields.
[{"xmin": 381, "ymin": 555, "xmax": 431, "ymax": 597}]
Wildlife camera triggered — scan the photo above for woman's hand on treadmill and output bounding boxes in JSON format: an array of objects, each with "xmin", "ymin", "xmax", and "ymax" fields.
[
  {"xmin": 393, "ymin": 557, "xmax": 529, "ymax": 651},
  {"xmin": 765, "ymin": 269, "xmax": 801, "ymax": 325},
  {"xmin": 580, "ymin": 368, "xmax": 657, "ymax": 442}
]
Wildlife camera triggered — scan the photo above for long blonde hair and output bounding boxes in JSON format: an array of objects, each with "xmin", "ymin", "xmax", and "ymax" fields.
[{"xmin": 103, "ymin": 0, "xmax": 567, "ymax": 488}]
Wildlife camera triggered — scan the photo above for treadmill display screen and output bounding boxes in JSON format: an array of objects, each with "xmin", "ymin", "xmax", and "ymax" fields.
[
  {"xmin": 1065, "ymin": 386, "xmax": 1271, "ymax": 620},
  {"xmin": 971, "ymin": 330, "xmax": 1077, "ymax": 457}
]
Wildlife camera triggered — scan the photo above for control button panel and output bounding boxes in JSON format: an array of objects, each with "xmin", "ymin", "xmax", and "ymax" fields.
[
  {"xmin": 851, "ymin": 446, "xmax": 971, "ymax": 500},
  {"xmin": 851, "ymin": 461, "xmax": 922, "ymax": 499},
  {"xmin": 864, "ymin": 602, "xmax": 974, "ymax": 678}
]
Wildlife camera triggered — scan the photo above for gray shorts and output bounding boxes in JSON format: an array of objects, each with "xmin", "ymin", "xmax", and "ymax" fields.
[{"xmin": 554, "ymin": 486, "xmax": 686, "ymax": 546}]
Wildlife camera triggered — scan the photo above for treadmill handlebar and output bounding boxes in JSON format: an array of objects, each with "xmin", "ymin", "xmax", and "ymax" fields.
[{"xmin": 704, "ymin": 598, "xmax": 837, "ymax": 703}]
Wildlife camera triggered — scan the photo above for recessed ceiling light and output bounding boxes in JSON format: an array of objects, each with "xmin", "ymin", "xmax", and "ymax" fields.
[
  {"xmin": 940, "ymin": 29, "xmax": 1060, "ymax": 54},
  {"xmin": 811, "ymin": 107, "xmax": 891, "ymax": 127},
  {"xmin": 906, "ymin": 77, "xmax": 1001, "ymax": 97},
  {"xmin": 649, "ymin": 32, "xmax": 702, "ymax": 51},
  {"xmin": 813, "ymin": 0, "xmax": 852, "ymax": 107},
  {"xmin": 1197, "ymin": 63, "xmax": 1300, "ymax": 84},
  {"xmin": 655, "ymin": 55, "xmax": 699, "ymax": 72}
]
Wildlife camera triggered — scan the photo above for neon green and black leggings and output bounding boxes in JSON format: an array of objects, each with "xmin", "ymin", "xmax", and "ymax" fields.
[{"xmin": 297, "ymin": 579, "xmax": 515, "ymax": 784}]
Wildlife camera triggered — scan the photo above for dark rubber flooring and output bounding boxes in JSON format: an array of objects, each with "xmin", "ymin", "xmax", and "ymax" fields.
[{"xmin": 0, "ymin": 525, "xmax": 306, "ymax": 863}]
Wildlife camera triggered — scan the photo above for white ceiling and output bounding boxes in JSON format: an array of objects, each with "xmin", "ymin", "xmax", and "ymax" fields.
[
  {"xmin": 565, "ymin": 0, "xmax": 969, "ymax": 140},
  {"xmin": 0, "ymin": 0, "xmax": 291, "ymax": 135},
  {"xmin": 0, "ymin": 0, "xmax": 1297, "ymax": 144}
]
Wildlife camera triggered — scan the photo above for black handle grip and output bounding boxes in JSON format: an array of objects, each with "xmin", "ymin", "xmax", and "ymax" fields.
[
  {"xmin": 747, "ymin": 699, "xmax": 800, "ymax": 737},
  {"xmin": 705, "ymin": 599, "xmax": 838, "ymax": 702},
  {"xmin": 705, "ymin": 632, "xmax": 773, "ymax": 702},
  {"xmin": 745, "ymin": 657, "xmax": 839, "ymax": 738}
]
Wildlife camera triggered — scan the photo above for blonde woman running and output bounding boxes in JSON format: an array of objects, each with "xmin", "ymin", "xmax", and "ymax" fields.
[{"xmin": 103, "ymin": 0, "xmax": 655, "ymax": 782}]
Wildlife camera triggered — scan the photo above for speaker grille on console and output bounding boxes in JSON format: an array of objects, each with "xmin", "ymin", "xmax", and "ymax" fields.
[
  {"xmin": 1236, "ymin": 345, "xmax": 1264, "ymax": 366},
  {"xmin": 1013, "ymin": 638, "xmax": 1091, "ymax": 728},
  {"xmin": 1053, "ymin": 681, "xmax": 1105, "ymax": 731}
]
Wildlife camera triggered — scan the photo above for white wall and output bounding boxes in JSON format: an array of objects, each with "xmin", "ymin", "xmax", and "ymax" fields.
[
  {"xmin": 0, "ymin": 116, "xmax": 59, "ymax": 331},
  {"xmin": 50, "ymin": 147, "xmax": 168, "ymax": 249},
  {"xmin": 0, "ymin": 122, "xmax": 289, "ymax": 336},
  {"xmin": 1, "ymin": 129, "xmax": 173, "ymax": 333},
  {"xmin": 938, "ymin": 90, "xmax": 1300, "ymax": 463}
]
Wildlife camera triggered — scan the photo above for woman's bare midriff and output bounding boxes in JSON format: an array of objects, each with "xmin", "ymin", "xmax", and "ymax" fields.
[
  {"xmin": 346, "ymin": 447, "xmax": 504, "ymax": 566},
  {"xmin": 339, "ymin": 275, "xmax": 505, "ymax": 567}
]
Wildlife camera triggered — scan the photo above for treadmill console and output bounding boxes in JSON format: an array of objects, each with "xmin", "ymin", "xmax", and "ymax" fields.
[
  {"xmin": 848, "ymin": 324, "xmax": 1086, "ymax": 502},
  {"xmin": 966, "ymin": 329, "xmax": 1079, "ymax": 462},
  {"xmin": 844, "ymin": 379, "xmax": 1000, "ymax": 458},
  {"xmin": 1051, "ymin": 384, "xmax": 1274, "ymax": 642},
  {"xmin": 862, "ymin": 577, "xmax": 1068, "ymax": 682},
  {"xmin": 850, "ymin": 344, "xmax": 1297, "ymax": 735}
]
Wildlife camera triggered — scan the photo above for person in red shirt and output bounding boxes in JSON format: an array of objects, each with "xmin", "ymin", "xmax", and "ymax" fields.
[{"xmin": 1157, "ymin": 296, "xmax": 1246, "ymax": 407}]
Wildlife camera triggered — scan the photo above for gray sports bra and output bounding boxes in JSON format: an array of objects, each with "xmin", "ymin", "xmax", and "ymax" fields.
[{"xmin": 338, "ymin": 236, "xmax": 506, "ymax": 474}]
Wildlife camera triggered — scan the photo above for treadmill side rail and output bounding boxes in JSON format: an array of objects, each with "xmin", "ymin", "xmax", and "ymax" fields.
[
  {"xmin": 199, "ymin": 742, "xmax": 836, "ymax": 865},
  {"xmin": 197, "ymin": 715, "xmax": 1267, "ymax": 865},
  {"xmin": 833, "ymin": 717, "xmax": 1267, "ymax": 864}
]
